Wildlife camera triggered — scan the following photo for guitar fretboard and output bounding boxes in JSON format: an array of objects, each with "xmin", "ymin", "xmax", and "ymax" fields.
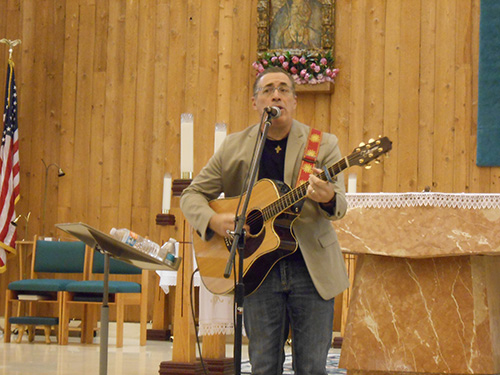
[{"xmin": 262, "ymin": 156, "xmax": 351, "ymax": 221}]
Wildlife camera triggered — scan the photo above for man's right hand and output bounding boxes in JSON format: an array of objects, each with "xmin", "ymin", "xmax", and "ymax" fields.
[
  {"xmin": 209, "ymin": 213, "xmax": 250, "ymax": 238},
  {"xmin": 209, "ymin": 213, "xmax": 237, "ymax": 237}
]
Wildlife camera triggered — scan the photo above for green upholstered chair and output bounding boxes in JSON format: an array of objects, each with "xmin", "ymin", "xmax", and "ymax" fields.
[
  {"xmin": 3, "ymin": 236, "xmax": 87, "ymax": 344},
  {"xmin": 60, "ymin": 249, "xmax": 149, "ymax": 347}
]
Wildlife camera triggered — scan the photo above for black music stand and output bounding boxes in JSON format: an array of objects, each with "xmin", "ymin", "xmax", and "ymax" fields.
[{"xmin": 56, "ymin": 222, "xmax": 181, "ymax": 375}]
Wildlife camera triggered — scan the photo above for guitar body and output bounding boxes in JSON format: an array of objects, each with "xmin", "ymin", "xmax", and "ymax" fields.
[{"xmin": 193, "ymin": 179, "xmax": 299, "ymax": 296}]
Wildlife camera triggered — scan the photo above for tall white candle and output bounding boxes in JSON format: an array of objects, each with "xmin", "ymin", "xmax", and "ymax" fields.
[
  {"xmin": 348, "ymin": 173, "xmax": 357, "ymax": 193},
  {"xmin": 162, "ymin": 173, "xmax": 172, "ymax": 213},
  {"xmin": 214, "ymin": 122, "xmax": 227, "ymax": 153},
  {"xmin": 180, "ymin": 113, "xmax": 194, "ymax": 179}
]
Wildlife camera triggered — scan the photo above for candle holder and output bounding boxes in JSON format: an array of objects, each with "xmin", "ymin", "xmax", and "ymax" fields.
[
  {"xmin": 172, "ymin": 179, "xmax": 192, "ymax": 197},
  {"xmin": 155, "ymin": 213, "xmax": 176, "ymax": 226}
]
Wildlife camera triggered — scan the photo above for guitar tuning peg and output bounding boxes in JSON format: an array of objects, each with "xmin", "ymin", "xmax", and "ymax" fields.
[
  {"xmin": 364, "ymin": 164, "xmax": 372, "ymax": 170},
  {"xmin": 374, "ymin": 159, "xmax": 381, "ymax": 164},
  {"xmin": 368, "ymin": 138, "xmax": 375, "ymax": 144},
  {"xmin": 358, "ymin": 142, "xmax": 365, "ymax": 147}
]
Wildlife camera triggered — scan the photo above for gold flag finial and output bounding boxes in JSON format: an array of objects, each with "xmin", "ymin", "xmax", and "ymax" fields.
[{"xmin": 0, "ymin": 39, "xmax": 22, "ymax": 60}]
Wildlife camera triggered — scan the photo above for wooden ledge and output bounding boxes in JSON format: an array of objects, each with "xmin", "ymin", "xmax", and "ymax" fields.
[{"xmin": 295, "ymin": 81, "xmax": 334, "ymax": 94}]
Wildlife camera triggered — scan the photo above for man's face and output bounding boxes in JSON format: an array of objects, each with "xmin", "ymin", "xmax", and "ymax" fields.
[{"xmin": 252, "ymin": 72, "xmax": 297, "ymax": 130}]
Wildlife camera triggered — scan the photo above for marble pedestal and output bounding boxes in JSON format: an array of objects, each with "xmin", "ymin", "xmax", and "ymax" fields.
[{"xmin": 335, "ymin": 194, "xmax": 500, "ymax": 375}]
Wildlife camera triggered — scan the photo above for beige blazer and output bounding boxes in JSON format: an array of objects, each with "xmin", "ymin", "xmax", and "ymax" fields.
[{"xmin": 180, "ymin": 120, "xmax": 349, "ymax": 300}]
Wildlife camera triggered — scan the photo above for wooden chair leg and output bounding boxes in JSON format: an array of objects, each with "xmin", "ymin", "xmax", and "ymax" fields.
[
  {"xmin": 116, "ymin": 295, "xmax": 124, "ymax": 348},
  {"xmin": 15, "ymin": 325, "xmax": 26, "ymax": 343},
  {"xmin": 57, "ymin": 291, "xmax": 64, "ymax": 344},
  {"xmin": 4, "ymin": 290, "xmax": 13, "ymax": 343},
  {"xmin": 43, "ymin": 325, "xmax": 52, "ymax": 344},
  {"xmin": 83, "ymin": 305, "xmax": 98, "ymax": 344},
  {"xmin": 28, "ymin": 326, "xmax": 35, "ymax": 342},
  {"xmin": 80, "ymin": 304, "xmax": 88, "ymax": 344},
  {"xmin": 60, "ymin": 292, "xmax": 69, "ymax": 345}
]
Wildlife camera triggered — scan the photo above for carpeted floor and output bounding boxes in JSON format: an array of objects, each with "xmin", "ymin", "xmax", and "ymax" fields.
[{"xmin": 241, "ymin": 353, "xmax": 346, "ymax": 374}]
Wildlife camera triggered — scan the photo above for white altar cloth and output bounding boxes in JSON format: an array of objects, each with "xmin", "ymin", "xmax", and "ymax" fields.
[{"xmin": 156, "ymin": 244, "xmax": 234, "ymax": 336}]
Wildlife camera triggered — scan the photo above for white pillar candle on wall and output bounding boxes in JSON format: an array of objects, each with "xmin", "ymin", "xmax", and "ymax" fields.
[
  {"xmin": 162, "ymin": 173, "xmax": 172, "ymax": 213},
  {"xmin": 214, "ymin": 122, "xmax": 227, "ymax": 153},
  {"xmin": 348, "ymin": 173, "xmax": 357, "ymax": 193},
  {"xmin": 180, "ymin": 113, "xmax": 194, "ymax": 179}
]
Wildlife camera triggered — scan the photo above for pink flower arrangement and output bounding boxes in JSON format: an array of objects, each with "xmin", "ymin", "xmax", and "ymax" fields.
[{"xmin": 252, "ymin": 50, "xmax": 338, "ymax": 85}]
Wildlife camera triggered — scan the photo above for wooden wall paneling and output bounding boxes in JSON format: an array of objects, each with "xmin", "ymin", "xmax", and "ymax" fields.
[
  {"xmin": 362, "ymin": 0, "xmax": 385, "ymax": 192},
  {"xmin": 195, "ymin": 0, "xmax": 219, "ymax": 169},
  {"xmin": 164, "ymin": 0, "xmax": 187, "ymax": 181},
  {"xmin": 186, "ymin": 0, "xmax": 202, "ymax": 179},
  {"xmin": 117, "ymin": 0, "xmax": 138, "ymax": 232},
  {"xmin": 87, "ymin": 0, "xmax": 109, "ymax": 229},
  {"xmin": 348, "ymin": 0, "xmax": 367, "ymax": 191},
  {"xmin": 39, "ymin": 0, "xmax": 59, "ymax": 237},
  {"xmin": 418, "ymin": 0, "xmax": 436, "ymax": 192},
  {"xmin": 229, "ymin": 0, "xmax": 254, "ymax": 134},
  {"xmin": 44, "ymin": 0, "xmax": 66, "ymax": 236},
  {"xmin": 48, "ymin": 0, "xmax": 66, "ymax": 232},
  {"xmin": 432, "ymin": 0, "xmax": 456, "ymax": 192},
  {"xmin": 70, "ymin": 2, "xmax": 96, "ymax": 233},
  {"xmin": 58, "ymin": 0, "xmax": 79, "ymax": 233},
  {"xmin": 330, "ymin": 0, "xmax": 351, "ymax": 179},
  {"xmin": 150, "ymin": 0, "xmax": 171, "ymax": 243},
  {"xmin": 100, "ymin": 0, "xmax": 125, "ymax": 230},
  {"xmin": 314, "ymin": 95, "xmax": 331, "ymax": 134},
  {"xmin": 382, "ymin": 0, "xmax": 401, "ymax": 192},
  {"xmin": 132, "ymin": 0, "xmax": 156, "ymax": 237},
  {"xmin": 29, "ymin": 1, "xmax": 51, "ymax": 236},
  {"xmin": 157, "ymin": 1, "xmax": 179, "ymax": 190},
  {"xmin": 453, "ymin": 1, "xmax": 473, "ymax": 192},
  {"xmin": 295, "ymin": 95, "xmax": 316, "ymax": 128},
  {"xmin": 246, "ymin": 0, "xmax": 260, "ymax": 129},
  {"xmin": 216, "ymin": 0, "xmax": 233, "ymax": 130},
  {"xmin": 397, "ymin": 0, "xmax": 420, "ymax": 192}
]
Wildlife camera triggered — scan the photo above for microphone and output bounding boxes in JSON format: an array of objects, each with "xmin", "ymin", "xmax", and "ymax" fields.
[{"xmin": 264, "ymin": 106, "xmax": 281, "ymax": 119}]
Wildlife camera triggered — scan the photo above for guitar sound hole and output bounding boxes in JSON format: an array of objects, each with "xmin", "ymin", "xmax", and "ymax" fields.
[{"xmin": 246, "ymin": 209, "xmax": 264, "ymax": 236}]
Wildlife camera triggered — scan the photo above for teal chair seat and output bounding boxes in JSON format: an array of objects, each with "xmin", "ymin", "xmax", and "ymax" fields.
[
  {"xmin": 9, "ymin": 279, "xmax": 76, "ymax": 292},
  {"xmin": 9, "ymin": 316, "xmax": 59, "ymax": 326},
  {"xmin": 65, "ymin": 280, "xmax": 141, "ymax": 294}
]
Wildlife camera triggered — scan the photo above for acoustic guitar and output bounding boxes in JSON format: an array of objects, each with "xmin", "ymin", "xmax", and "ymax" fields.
[{"xmin": 193, "ymin": 136, "xmax": 392, "ymax": 296}]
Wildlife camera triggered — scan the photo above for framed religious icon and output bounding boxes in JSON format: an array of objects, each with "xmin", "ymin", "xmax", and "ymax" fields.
[{"xmin": 255, "ymin": 0, "xmax": 337, "ymax": 86}]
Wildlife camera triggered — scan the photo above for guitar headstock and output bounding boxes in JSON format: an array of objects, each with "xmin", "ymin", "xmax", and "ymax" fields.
[{"xmin": 349, "ymin": 136, "xmax": 392, "ymax": 168}]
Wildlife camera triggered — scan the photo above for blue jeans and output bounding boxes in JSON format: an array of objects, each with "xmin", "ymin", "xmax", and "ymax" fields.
[{"xmin": 243, "ymin": 255, "xmax": 334, "ymax": 375}]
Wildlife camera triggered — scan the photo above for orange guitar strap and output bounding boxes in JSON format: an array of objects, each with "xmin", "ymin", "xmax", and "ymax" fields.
[{"xmin": 295, "ymin": 128, "xmax": 323, "ymax": 187}]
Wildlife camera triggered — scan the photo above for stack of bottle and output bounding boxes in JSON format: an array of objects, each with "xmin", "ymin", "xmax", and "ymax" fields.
[{"xmin": 110, "ymin": 228, "xmax": 177, "ymax": 267}]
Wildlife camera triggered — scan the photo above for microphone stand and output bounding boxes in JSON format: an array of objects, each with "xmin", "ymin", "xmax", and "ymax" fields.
[{"xmin": 224, "ymin": 112, "xmax": 273, "ymax": 375}]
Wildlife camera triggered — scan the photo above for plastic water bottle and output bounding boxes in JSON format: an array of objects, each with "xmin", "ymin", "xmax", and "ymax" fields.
[
  {"xmin": 110, "ymin": 228, "xmax": 161, "ymax": 259},
  {"xmin": 158, "ymin": 238, "xmax": 177, "ymax": 266}
]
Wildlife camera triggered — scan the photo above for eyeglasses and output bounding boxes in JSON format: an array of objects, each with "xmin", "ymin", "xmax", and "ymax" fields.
[{"xmin": 256, "ymin": 85, "xmax": 293, "ymax": 97}]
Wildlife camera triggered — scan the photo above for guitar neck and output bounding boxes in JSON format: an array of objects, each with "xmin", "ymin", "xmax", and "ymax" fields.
[{"xmin": 262, "ymin": 156, "xmax": 351, "ymax": 221}]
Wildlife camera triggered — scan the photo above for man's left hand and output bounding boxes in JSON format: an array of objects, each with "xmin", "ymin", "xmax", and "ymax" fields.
[{"xmin": 307, "ymin": 167, "xmax": 336, "ymax": 203}]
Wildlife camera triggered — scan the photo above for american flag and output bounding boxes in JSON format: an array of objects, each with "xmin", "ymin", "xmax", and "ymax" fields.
[{"xmin": 0, "ymin": 60, "xmax": 20, "ymax": 273}]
